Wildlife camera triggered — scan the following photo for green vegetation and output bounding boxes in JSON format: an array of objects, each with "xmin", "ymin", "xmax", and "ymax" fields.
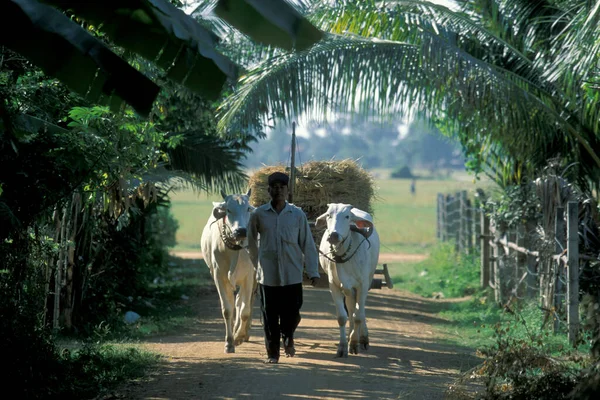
[
  {"xmin": 390, "ymin": 241, "xmax": 596, "ymax": 399},
  {"xmin": 45, "ymin": 344, "xmax": 159, "ymax": 400}
]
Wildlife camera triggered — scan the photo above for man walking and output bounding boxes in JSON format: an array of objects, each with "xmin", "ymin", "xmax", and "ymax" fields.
[{"xmin": 248, "ymin": 171, "xmax": 320, "ymax": 364}]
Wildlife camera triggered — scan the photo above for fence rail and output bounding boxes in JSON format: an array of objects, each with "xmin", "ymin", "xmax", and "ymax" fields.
[{"xmin": 437, "ymin": 191, "xmax": 582, "ymax": 346}]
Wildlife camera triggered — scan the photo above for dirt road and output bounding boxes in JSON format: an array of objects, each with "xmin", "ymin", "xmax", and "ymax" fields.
[{"xmin": 118, "ymin": 270, "xmax": 481, "ymax": 400}]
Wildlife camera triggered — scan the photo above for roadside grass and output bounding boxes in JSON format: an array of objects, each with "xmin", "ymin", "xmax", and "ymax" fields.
[
  {"xmin": 51, "ymin": 343, "xmax": 160, "ymax": 400},
  {"xmin": 388, "ymin": 242, "xmax": 592, "ymax": 357},
  {"xmin": 387, "ymin": 242, "xmax": 480, "ymax": 298}
]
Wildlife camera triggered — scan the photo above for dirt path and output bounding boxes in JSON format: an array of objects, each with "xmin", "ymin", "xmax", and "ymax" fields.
[{"xmin": 117, "ymin": 260, "xmax": 482, "ymax": 400}]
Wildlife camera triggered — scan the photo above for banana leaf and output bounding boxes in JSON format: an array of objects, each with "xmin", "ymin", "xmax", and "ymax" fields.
[
  {"xmin": 215, "ymin": 0, "xmax": 323, "ymax": 51},
  {"xmin": 1, "ymin": 0, "xmax": 160, "ymax": 115},
  {"xmin": 41, "ymin": 0, "xmax": 240, "ymax": 99}
]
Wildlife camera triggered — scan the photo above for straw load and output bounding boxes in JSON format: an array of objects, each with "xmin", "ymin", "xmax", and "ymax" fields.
[{"xmin": 248, "ymin": 159, "xmax": 376, "ymax": 246}]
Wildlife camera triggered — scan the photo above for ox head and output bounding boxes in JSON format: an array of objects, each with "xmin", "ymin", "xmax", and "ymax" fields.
[
  {"xmin": 212, "ymin": 189, "xmax": 254, "ymax": 243},
  {"xmin": 315, "ymin": 203, "xmax": 374, "ymax": 245}
]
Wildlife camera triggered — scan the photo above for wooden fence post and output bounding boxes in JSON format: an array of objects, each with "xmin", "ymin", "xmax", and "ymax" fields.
[
  {"xmin": 474, "ymin": 203, "xmax": 481, "ymax": 251},
  {"xmin": 480, "ymin": 211, "xmax": 490, "ymax": 289},
  {"xmin": 445, "ymin": 194, "xmax": 453, "ymax": 244},
  {"xmin": 554, "ymin": 206, "xmax": 565, "ymax": 333},
  {"xmin": 567, "ymin": 201, "xmax": 579, "ymax": 346},
  {"xmin": 437, "ymin": 193, "xmax": 444, "ymax": 241},
  {"xmin": 525, "ymin": 219, "xmax": 537, "ymax": 298},
  {"xmin": 455, "ymin": 192, "xmax": 461, "ymax": 253},
  {"xmin": 507, "ymin": 228, "xmax": 517, "ymax": 299},
  {"xmin": 491, "ymin": 218, "xmax": 504, "ymax": 305},
  {"xmin": 459, "ymin": 191, "xmax": 467, "ymax": 253},
  {"xmin": 466, "ymin": 198, "xmax": 473, "ymax": 253},
  {"xmin": 493, "ymin": 239, "xmax": 502, "ymax": 305},
  {"xmin": 516, "ymin": 223, "xmax": 526, "ymax": 298},
  {"xmin": 447, "ymin": 194, "xmax": 457, "ymax": 251}
]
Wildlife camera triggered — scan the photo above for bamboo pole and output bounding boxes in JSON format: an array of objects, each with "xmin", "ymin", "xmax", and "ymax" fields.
[
  {"xmin": 437, "ymin": 193, "xmax": 443, "ymax": 241},
  {"xmin": 493, "ymin": 236, "xmax": 501, "ymax": 304},
  {"xmin": 64, "ymin": 192, "xmax": 80, "ymax": 329},
  {"xmin": 525, "ymin": 219, "xmax": 538, "ymax": 298},
  {"xmin": 466, "ymin": 198, "xmax": 473, "ymax": 253},
  {"xmin": 480, "ymin": 211, "xmax": 490, "ymax": 289},
  {"xmin": 53, "ymin": 206, "xmax": 68, "ymax": 330},
  {"xmin": 516, "ymin": 224, "xmax": 526, "ymax": 298},
  {"xmin": 459, "ymin": 191, "xmax": 466, "ymax": 253},
  {"xmin": 288, "ymin": 122, "xmax": 296, "ymax": 203},
  {"xmin": 441, "ymin": 194, "xmax": 448, "ymax": 241},
  {"xmin": 554, "ymin": 206, "xmax": 565, "ymax": 334},
  {"xmin": 567, "ymin": 201, "xmax": 579, "ymax": 346},
  {"xmin": 474, "ymin": 200, "xmax": 481, "ymax": 251}
]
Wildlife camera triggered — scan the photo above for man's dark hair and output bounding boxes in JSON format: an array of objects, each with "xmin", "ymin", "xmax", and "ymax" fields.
[{"xmin": 268, "ymin": 172, "xmax": 289, "ymax": 186}]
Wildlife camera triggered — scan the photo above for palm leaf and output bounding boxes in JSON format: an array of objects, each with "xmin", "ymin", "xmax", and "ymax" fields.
[{"xmin": 165, "ymin": 131, "xmax": 251, "ymax": 193}]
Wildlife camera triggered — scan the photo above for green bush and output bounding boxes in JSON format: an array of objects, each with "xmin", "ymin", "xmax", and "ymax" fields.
[
  {"xmin": 74, "ymin": 201, "xmax": 177, "ymax": 337},
  {"xmin": 390, "ymin": 165, "xmax": 414, "ymax": 179}
]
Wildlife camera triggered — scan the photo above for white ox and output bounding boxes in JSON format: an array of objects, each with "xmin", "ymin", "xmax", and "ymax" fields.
[
  {"xmin": 315, "ymin": 203, "xmax": 380, "ymax": 357},
  {"xmin": 201, "ymin": 189, "xmax": 256, "ymax": 353}
]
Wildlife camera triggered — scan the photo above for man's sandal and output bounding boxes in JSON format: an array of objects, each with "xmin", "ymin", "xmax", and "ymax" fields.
[
  {"xmin": 284, "ymin": 339, "xmax": 295, "ymax": 357},
  {"xmin": 264, "ymin": 357, "xmax": 278, "ymax": 364}
]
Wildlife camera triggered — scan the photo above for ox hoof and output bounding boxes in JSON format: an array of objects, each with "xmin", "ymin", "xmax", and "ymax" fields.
[
  {"xmin": 360, "ymin": 337, "xmax": 369, "ymax": 351},
  {"xmin": 233, "ymin": 335, "xmax": 246, "ymax": 346},
  {"xmin": 336, "ymin": 344, "xmax": 348, "ymax": 358},
  {"xmin": 225, "ymin": 344, "xmax": 235, "ymax": 353},
  {"xmin": 349, "ymin": 343, "xmax": 359, "ymax": 355}
]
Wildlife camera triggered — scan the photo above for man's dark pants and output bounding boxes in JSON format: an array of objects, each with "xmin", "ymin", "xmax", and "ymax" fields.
[{"xmin": 259, "ymin": 283, "xmax": 303, "ymax": 360}]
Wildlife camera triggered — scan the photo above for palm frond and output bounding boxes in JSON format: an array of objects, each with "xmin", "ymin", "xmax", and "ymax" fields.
[
  {"xmin": 165, "ymin": 131, "xmax": 251, "ymax": 193},
  {"xmin": 226, "ymin": 30, "xmax": 600, "ymax": 179},
  {"xmin": 542, "ymin": 1, "xmax": 600, "ymax": 92}
]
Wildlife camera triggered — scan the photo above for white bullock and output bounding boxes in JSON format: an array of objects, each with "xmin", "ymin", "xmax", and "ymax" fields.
[
  {"xmin": 201, "ymin": 189, "xmax": 256, "ymax": 353},
  {"xmin": 315, "ymin": 203, "xmax": 380, "ymax": 357}
]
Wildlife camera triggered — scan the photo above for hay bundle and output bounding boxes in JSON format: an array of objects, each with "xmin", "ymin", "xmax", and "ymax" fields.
[{"xmin": 248, "ymin": 159, "xmax": 376, "ymax": 245}]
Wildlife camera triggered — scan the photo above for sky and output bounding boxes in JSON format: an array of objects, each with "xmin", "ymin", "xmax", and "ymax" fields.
[{"xmin": 289, "ymin": 117, "xmax": 411, "ymax": 140}]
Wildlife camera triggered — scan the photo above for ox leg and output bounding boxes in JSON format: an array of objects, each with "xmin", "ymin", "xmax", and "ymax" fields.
[
  {"xmin": 214, "ymin": 274, "xmax": 236, "ymax": 353},
  {"xmin": 233, "ymin": 276, "xmax": 255, "ymax": 345},
  {"xmin": 330, "ymin": 284, "xmax": 348, "ymax": 358},
  {"xmin": 346, "ymin": 289, "xmax": 360, "ymax": 355},
  {"xmin": 355, "ymin": 286, "xmax": 370, "ymax": 351},
  {"xmin": 344, "ymin": 292, "xmax": 356, "ymax": 341}
]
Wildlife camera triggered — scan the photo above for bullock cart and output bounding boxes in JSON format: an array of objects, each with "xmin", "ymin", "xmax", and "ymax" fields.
[{"xmin": 247, "ymin": 159, "xmax": 393, "ymax": 289}]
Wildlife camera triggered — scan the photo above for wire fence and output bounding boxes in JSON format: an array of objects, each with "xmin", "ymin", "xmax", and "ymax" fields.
[{"xmin": 437, "ymin": 191, "xmax": 581, "ymax": 346}]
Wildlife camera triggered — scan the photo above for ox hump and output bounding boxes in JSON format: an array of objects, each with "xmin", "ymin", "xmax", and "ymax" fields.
[{"xmin": 228, "ymin": 194, "xmax": 248, "ymax": 205}]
